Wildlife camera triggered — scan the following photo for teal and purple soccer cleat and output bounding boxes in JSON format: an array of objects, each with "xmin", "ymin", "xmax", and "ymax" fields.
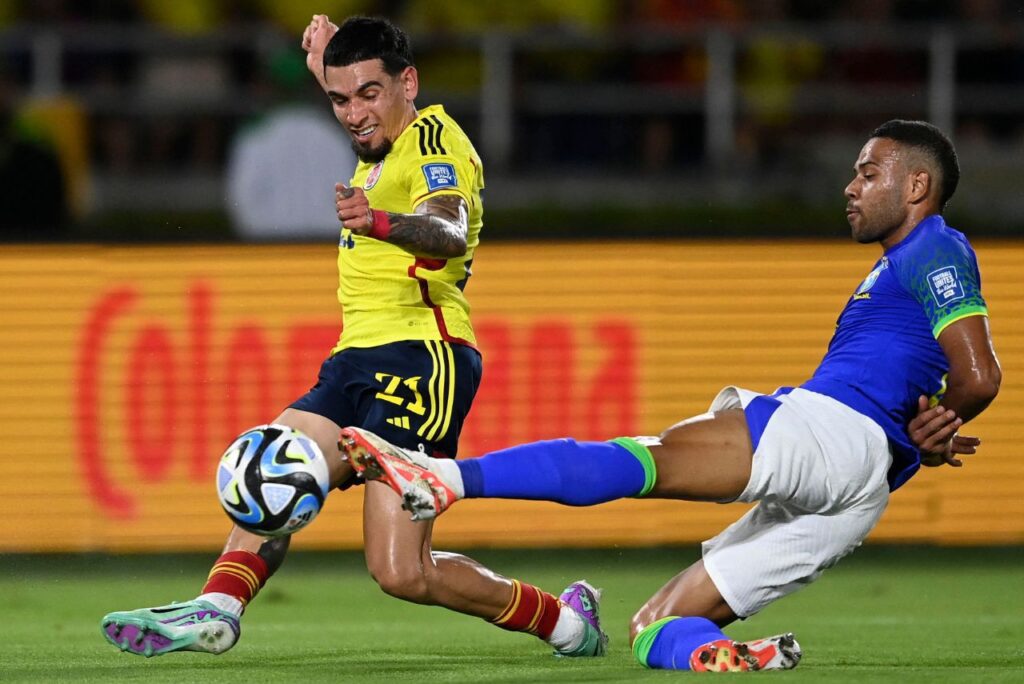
[
  {"xmin": 101, "ymin": 600, "xmax": 240, "ymax": 657},
  {"xmin": 554, "ymin": 580, "xmax": 609, "ymax": 657},
  {"xmin": 689, "ymin": 633, "xmax": 802, "ymax": 672},
  {"xmin": 339, "ymin": 426, "xmax": 461, "ymax": 521}
]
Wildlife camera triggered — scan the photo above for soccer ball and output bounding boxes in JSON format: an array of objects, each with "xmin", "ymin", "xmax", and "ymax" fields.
[{"xmin": 216, "ymin": 424, "xmax": 331, "ymax": 537}]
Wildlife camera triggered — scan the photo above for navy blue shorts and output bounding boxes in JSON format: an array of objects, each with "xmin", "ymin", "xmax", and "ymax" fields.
[{"xmin": 290, "ymin": 340, "xmax": 482, "ymax": 460}]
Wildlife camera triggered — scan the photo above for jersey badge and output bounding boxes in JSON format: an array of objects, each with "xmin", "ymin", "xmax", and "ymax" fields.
[
  {"xmin": 364, "ymin": 161, "xmax": 384, "ymax": 190},
  {"xmin": 422, "ymin": 162, "xmax": 458, "ymax": 192},
  {"xmin": 927, "ymin": 266, "xmax": 965, "ymax": 307},
  {"xmin": 856, "ymin": 257, "xmax": 887, "ymax": 295}
]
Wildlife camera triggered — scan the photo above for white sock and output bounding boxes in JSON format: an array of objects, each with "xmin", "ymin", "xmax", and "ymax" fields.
[
  {"xmin": 432, "ymin": 457, "xmax": 465, "ymax": 498},
  {"xmin": 196, "ymin": 592, "xmax": 243, "ymax": 617},
  {"xmin": 547, "ymin": 602, "xmax": 587, "ymax": 651}
]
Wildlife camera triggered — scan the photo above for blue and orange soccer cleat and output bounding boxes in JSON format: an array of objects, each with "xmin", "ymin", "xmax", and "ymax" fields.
[
  {"xmin": 101, "ymin": 600, "xmax": 239, "ymax": 657},
  {"xmin": 555, "ymin": 580, "xmax": 609, "ymax": 657},
  {"xmin": 339, "ymin": 426, "xmax": 460, "ymax": 520},
  {"xmin": 689, "ymin": 633, "xmax": 801, "ymax": 672}
]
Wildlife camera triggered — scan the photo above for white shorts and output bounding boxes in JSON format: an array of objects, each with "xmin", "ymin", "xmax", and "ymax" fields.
[{"xmin": 700, "ymin": 386, "xmax": 893, "ymax": 618}]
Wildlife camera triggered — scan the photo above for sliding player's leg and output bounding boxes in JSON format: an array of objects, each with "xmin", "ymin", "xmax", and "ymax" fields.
[
  {"xmin": 101, "ymin": 408, "xmax": 350, "ymax": 657},
  {"xmin": 340, "ymin": 409, "xmax": 755, "ymax": 520},
  {"xmin": 361, "ymin": 480, "xmax": 607, "ymax": 656}
]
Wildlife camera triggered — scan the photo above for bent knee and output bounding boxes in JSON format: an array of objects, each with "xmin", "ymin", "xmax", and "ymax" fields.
[
  {"xmin": 629, "ymin": 606, "xmax": 663, "ymax": 645},
  {"xmin": 368, "ymin": 564, "xmax": 430, "ymax": 603},
  {"xmin": 629, "ymin": 599, "xmax": 734, "ymax": 644}
]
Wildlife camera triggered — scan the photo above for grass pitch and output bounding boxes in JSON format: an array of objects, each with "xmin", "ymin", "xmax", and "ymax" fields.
[{"xmin": 1, "ymin": 546, "xmax": 1021, "ymax": 682}]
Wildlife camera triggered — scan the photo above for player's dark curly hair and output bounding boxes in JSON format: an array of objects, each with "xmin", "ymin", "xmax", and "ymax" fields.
[
  {"xmin": 323, "ymin": 16, "xmax": 414, "ymax": 77},
  {"xmin": 870, "ymin": 119, "xmax": 960, "ymax": 210}
]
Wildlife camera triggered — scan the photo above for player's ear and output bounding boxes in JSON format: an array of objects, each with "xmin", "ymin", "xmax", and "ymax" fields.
[
  {"xmin": 907, "ymin": 169, "xmax": 931, "ymax": 205},
  {"xmin": 400, "ymin": 66, "xmax": 419, "ymax": 101}
]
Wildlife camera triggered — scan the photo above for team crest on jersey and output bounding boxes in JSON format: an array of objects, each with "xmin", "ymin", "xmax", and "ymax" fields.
[
  {"xmin": 927, "ymin": 266, "xmax": 964, "ymax": 306},
  {"xmin": 856, "ymin": 257, "xmax": 888, "ymax": 295},
  {"xmin": 422, "ymin": 162, "xmax": 457, "ymax": 192},
  {"xmin": 364, "ymin": 161, "xmax": 384, "ymax": 190}
]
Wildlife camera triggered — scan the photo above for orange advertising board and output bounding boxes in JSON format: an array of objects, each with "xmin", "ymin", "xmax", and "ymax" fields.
[{"xmin": 1, "ymin": 241, "xmax": 1021, "ymax": 551}]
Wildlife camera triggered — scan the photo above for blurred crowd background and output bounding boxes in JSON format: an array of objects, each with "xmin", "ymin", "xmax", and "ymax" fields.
[{"xmin": 1, "ymin": 0, "xmax": 1023, "ymax": 242}]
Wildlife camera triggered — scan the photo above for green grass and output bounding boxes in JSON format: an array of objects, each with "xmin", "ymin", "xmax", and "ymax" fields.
[{"xmin": 1, "ymin": 546, "xmax": 1022, "ymax": 682}]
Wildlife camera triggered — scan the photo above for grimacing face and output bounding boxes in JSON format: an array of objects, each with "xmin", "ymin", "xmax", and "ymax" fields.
[
  {"xmin": 325, "ymin": 59, "xmax": 418, "ymax": 163},
  {"xmin": 844, "ymin": 137, "xmax": 911, "ymax": 245}
]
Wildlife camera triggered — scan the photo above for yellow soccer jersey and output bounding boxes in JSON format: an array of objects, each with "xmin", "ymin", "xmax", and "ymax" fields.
[{"xmin": 332, "ymin": 105, "xmax": 484, "ymax": 352}]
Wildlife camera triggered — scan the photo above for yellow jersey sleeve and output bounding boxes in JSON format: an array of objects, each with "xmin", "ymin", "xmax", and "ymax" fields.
[{"xmin": 403, "ymin": 113, "xmax": 476, "ymax": 208}]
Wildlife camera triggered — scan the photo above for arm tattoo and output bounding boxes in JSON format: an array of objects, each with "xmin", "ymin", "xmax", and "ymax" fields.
[{"xmin": 385, "ymin": 195, "xmax": 469, "ymax": 258}]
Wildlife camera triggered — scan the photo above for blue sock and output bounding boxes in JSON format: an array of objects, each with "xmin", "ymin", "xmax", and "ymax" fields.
[
  {"xmin": 633, "ymin": 616, "xmax": 727, "ymax": 670},
  {"xmin": 456, "ymin": 437, "xmax": 655, "ymax": 505}
]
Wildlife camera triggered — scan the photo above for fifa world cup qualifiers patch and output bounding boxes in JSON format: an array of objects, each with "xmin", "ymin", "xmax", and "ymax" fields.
[
  {"xmin": 422, "ymin": 162, "xmax": 458, "ymax": 192},
  {"xmin": 927, "ymin": 266, "xmax": 965, "ymax": 307}
]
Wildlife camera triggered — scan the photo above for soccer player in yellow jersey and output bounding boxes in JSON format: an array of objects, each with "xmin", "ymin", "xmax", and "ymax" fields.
[{"xmin": 101, "ymin": 15, "xmax": 605, "ymax": 659}]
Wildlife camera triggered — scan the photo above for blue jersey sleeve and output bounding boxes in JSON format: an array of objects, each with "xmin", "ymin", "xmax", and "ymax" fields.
[{"xmin": 893, "ymin": 230, "xmax": 987, "ymax": 338}]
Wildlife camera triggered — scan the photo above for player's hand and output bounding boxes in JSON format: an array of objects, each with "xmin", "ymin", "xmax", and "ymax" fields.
[
  {"xmin": 302, "ymin": 14, "xmax": 338, "ymax": 76},
  {"xmin": 909, "ymin": 395, "xmax": 979, "ymax": 467},
  {"xmin": 336, "ymin": 183, "xmax": 373, "ymax": 234}
]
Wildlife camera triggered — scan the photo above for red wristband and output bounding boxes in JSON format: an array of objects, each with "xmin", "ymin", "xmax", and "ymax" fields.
[{"xmin": 367, "ymin": 209, "xmax": 391, "ymax": 240}]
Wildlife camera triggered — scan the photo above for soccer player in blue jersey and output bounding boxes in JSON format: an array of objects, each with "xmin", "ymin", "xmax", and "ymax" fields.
[{"xmin": 340, "ymin": 120, "xmax": 1002, "ymax": 672}]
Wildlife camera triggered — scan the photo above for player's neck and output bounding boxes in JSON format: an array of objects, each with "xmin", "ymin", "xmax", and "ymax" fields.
[{"xmin": 880, "ymin": 209, "xmax": 939, "ymax": 251}]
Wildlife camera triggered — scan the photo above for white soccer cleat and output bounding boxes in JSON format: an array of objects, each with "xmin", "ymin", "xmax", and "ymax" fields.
[
  {"xmin": 689, "ymin": 633, "xmax": 801, "ymax": 672},
  {"xmin": 339, "ymin": 427, "xmax": 461, "ymax": 520}
]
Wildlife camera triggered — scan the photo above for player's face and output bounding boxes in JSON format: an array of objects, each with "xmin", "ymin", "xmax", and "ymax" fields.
[
  {"xmin": 844, "ymin": 138, "xmax": 910, "ymax": 246},
  {"xmin": 325, "ymin": 59, "xmax": 419, "ymax": 163}
]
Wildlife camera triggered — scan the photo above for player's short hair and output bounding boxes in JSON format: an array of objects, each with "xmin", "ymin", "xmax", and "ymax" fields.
[
  {"xmin": 870, "ymin": 119, "xmax": 960, "ymax": 210},
  {"xmin": 323, "ymin": 16, "xmax": 414, "ymax": 77}
]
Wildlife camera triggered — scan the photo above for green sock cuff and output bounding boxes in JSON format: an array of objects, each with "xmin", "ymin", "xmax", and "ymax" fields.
[
  {"xmin": 631, "ymin": 616, "xmax": 679, "ymax": 668},
  {"xmin": 609, "ymin": 437, "xmax": 657, "ymax": 497}
]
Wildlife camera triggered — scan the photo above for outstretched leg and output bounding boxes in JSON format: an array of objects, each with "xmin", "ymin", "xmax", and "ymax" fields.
[{"xmin": 340, "ymin": 410, "xmax": 753, "ymax": 519}]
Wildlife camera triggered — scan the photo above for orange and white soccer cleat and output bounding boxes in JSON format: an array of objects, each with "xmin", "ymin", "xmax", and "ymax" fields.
[
  {"xmin": 339, "ymin": 427, "xmax": 461, "ymax": 520},
  {"xmin": 689, "ymin": 633, "xmax": 801, "ymax": 672}
]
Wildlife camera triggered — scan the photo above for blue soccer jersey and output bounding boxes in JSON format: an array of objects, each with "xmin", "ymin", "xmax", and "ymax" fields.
[{"xmin": 801, "ymin": 215, "xmax": 988, "ymax": 489}]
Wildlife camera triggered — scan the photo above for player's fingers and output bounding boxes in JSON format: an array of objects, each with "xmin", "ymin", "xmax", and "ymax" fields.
[
  {"xmin": 910, "ymin": 410, "xmax": 958, "ymax": 444},
  {"xmin": 336, "ymin": 183, "xmax": 355, "ymax": 199},
  {"xmin": 926, "ymin": 412, "xmax": 960, "ymax": 438},
  {"xmin": 951, "ymin": 435, "xmax": 980, "ymax": 455},
  {"xmin": 908, "ymin": 404, "xmax": 949, "ymax": 432}
]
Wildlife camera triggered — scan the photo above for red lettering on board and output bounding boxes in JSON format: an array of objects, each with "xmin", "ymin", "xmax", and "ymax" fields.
[
  {"xmin": 458, "ymin": 321, "xmax": 511, "ymax": 454},
  {"xmin": 224, "ymin": 325, "xmax": 273, "ymax": 445},
  {"xmin": 76, "ymin": 287, "xmax": 138, "ymax": 518},
  {"xmin": 126, "ymin": 325, "xmax": 177, "ymax": 483},
  {"xmin": 188, "ymin": 283, "xmax": 212, "ymax": 480},
  {"xmin": 527, "ymin": 322, "xmax": 574, "ymax": 440}
]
